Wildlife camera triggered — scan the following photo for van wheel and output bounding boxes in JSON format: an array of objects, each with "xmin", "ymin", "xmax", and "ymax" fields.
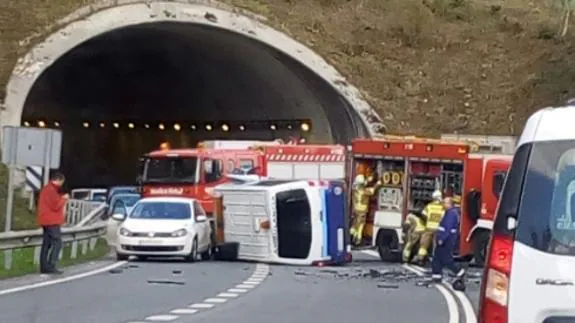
[
  {"xmin": 473, "ymin": 231, "xmax": 490, "ymax": 267},
  {"xmin": 377, "ymin": 232, "xmax": 397, "ymax": 262},
  {"xmin": 185, "ymin": 238, "xmax": 198, "ymax": 263},
  {"xmin": 201, "ymin": 243, "xmax": 213, "ymax": 261}
]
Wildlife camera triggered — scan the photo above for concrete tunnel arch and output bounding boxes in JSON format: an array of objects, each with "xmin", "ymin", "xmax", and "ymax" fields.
[{"xmin": 1, "ymin": 0, "xmax": 385, "ymax": 186}]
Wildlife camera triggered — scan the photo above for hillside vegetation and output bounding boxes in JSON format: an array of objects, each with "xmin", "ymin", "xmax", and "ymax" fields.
[{"xmin": 1, "ymin": 0, "xmax": 575, "ymax": 135}]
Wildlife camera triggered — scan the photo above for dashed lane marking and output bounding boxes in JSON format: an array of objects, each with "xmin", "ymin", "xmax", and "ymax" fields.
[
  {"xmin": 125, "ymin": 263, "xmax": 270, "ymax": 322},
  {"xmin": 144, "ymin": 314, "xmax": 179, "ymax": 321}
]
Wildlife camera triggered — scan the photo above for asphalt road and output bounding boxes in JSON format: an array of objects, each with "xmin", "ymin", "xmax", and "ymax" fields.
[
  {"xmin": 0, "ymin": 252, "xmax": 482, "ymax": 323},
  {"xmin": 0, "ymin": 258, "xmax": 256, "ymax": 323}
]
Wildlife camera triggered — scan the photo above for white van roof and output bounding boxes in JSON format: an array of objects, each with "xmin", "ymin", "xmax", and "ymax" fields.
[{"xmin": 518, "ymin": 106, "xmax": 575, "ymax": 146}]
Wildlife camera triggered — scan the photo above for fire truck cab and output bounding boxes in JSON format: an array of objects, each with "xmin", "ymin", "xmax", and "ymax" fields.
[{"xmin": 349, "ymin": 136, "xmax": 512, "ymax": 264}]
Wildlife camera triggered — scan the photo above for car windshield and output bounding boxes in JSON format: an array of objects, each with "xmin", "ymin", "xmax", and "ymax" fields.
[
  {"xmin": 143, "ymin": 157, "xmax": 198, "ymax": 183},
  {"xmin": 129, "ymin": 202, "xmax": 191, "ymax": 220},
  {"xmin": 514, "ymin": 140, "xmax": 575, "ymax": 255},
  {"xmin": 112, "ymin": 195, "xmax": 140, "ymax": 207}
]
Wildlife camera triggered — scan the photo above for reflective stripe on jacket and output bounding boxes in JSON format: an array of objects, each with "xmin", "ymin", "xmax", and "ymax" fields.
[
  {"xmin": 405, "ymin": 213, "xmax": 426, "ymax": 232},
  {"xmin": 423, "ymin": 201, "xmax": 444, "ymax": 230},
  {"xmin": 352, "ymin": 187, "xmax": 375, "ymax": 213}
]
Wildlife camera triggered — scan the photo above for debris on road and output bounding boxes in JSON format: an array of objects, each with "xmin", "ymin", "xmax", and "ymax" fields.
[
  {"xmin": 377, "ymin": 283, "xmax": 399, "ymax": 289},
  {"xmin": 147, "ymin": 279, "xmax": 186, "ymax": 286},
  {"xmin": 172, "ymin": 270, "xmax": 182, "ymax": 274},
  {"xmin": 109, "ymin": 268, "xmax": 123, "ymax": 274}
]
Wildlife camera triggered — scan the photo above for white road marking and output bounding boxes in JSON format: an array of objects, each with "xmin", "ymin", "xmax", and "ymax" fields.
[
  {"xmin": 218, "ymin": 292, "xmax": 239, "ymax": 298},
  {"xmin": 401, "ymin": 264, "xmax": 460, "ymax": 323},
  {"xmin": 446, "ymin": 285, "xmax": 478, "ymax": 323},
  {"xmin": 251, "ymin": 274, "xmax": 268, "ymax": 278},
  {"xmin": 228, "ymin": 288, "xmax": 248, "ymax": 293},
  {"xmin": 360, "ymin": 250, "xmax": 461, "ymax": 323},
  {"xmin": 236, "ymin": 284, "xmax": 256, "ymax": 289},
  {"xmin": 246, "ymin": 278, "xmax": 264, "ymax": 283},
  {"xmin": 170, "ymin": 308, "xmax": 198, "ymax": 315},
  {"xmin": 189, "ymin": 303, "xmax": 215, "ymax": 309},
  {"xmin": 242, "ymin": 281, "xmax": 260, "ymax": 285},
  {"xmin": 0, "ymin": 261, "xmax": 127, "ymax": 297},
  {"xmin": 204, "ymin": 297, "xmax": 228, "ymax": 303},
  {"xmin": 144, "ymin": 314, "xmax": 179, "ymax": 321}
]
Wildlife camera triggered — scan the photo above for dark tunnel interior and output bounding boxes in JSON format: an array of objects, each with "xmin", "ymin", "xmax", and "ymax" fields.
[{"xmin": 21, "ymin": 22, "xmax": 368, "ymax": 189}]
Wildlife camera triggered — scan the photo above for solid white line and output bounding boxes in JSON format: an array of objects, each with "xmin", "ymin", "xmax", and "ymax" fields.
[
  {"xmin": 0, "ymin": 261, "xmax": 127, "ymax": 297},
  {"xmin": 228, "ymin": 288, "xmax": 248, "ymax": 293},
  {"xmin": 204, "ymin": 297, "xmax": 228, "ymax": 303},
  {"xmin": 236, "ymin": 284, "xmax": 255, "ymax": 289},
  {"xmin": 218, "ymin": 292, "xmax": 239, "ymax": 298},
  {"xmin": 361, "ymin": 249, "xmax": 380, "ymax": 258},
  {"xmin": 170, "ymin": 308, "xmax": 198, "ymax": 314},
  {"xmin": 446, "ymin": 285, "xmax": 478, "ymax": 323},
  {"xmin": 401, "ymin": 264, "xmax": 459, "ymax": 323},
  {"xmin": 189, "ymin": 303, "xmax": 214, "ymax": 309},
  {"xmin": 144, "ymin": 314, "xmax": 179, "ymax": 321}
]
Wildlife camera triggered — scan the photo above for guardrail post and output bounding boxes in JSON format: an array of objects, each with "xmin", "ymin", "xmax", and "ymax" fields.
[
  {"xmin": 4, "ymin": 250, "xmax": 13, "ymax": 270},
  {"xmin": 70, "ymin": 241, "xmax": 78, "ymax": 259},
  {"xmin": 81, "ymin": 239, "xmax": 89, "ymax": 255},
  {"xmin": 89, "ymin": 238, "xmax": 97, "ymax": 251},
  {"xmin": 33, "ymin": 246, "xmax": 41, "ymax": 265}
]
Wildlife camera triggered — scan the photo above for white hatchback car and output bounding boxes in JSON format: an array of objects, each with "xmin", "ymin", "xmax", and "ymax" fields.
[{"xmin": 111, "ymin": 196, "xmax": 212, "ymax": 262}]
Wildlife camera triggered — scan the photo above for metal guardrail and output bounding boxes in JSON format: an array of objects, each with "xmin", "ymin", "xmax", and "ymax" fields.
[
  {"xmin": 0, "ymin": 222, "xmax": 107, "ymax": 270},
  {"xmin": 66, "ymin": 199, "xmax": 106, "ymax": 226}
]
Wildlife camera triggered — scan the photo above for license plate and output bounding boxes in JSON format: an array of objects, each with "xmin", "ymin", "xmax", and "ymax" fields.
[{"xmin": 138, "ymin": 239, "xmax": 163, "ymax": 246}]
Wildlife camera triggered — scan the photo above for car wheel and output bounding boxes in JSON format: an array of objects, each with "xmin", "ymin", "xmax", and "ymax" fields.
[
  {"xmin": 116, "ymin": 252, "xmax": 129, "ymax": 261},
  {"xmin": 201, "ymin": 243, "xmax": 213, "ymax": 261},
  {"xmin": 185, "ymin": 238, "xmax": 198, "ymax": 262}
]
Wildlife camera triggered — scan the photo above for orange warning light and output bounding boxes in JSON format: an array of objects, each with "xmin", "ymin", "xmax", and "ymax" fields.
[{"xmin": 160, "ymin": 142, "xmax": 171, "ymax": 150}]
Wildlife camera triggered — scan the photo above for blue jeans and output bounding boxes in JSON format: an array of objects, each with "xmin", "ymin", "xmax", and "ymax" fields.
[{"xmin": 431, "ymin": 236, "xmax": 460, "ymax": 276}]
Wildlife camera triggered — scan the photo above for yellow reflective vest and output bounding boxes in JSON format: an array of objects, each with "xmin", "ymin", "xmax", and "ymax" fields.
[
  {"xmin": 352, "ymin": 186, "xmax": 376, "ymax": 213},
  {"xmin": 423, "ymin": 201, "xmax": 445, "ymax": 230},
  {"xmin": 405, "ymin": 213, "xmax": 426, "ymax": 233}
]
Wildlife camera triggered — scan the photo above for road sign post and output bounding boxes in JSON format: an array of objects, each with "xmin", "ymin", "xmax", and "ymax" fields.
[{"xmin": 1, "ymin": 126, "xmax": 62, "ymax": 232}]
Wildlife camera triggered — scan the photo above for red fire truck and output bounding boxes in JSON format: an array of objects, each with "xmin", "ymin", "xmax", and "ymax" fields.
[
  {"xmin": 348, "ymin": 136, "xmax": 512, "ymax": 265},
  {"xmin": 137, "ymin": 143, "xmax": 346, "ymax": 215}
]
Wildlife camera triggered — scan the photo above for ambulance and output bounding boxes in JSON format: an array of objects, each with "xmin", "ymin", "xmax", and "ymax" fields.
[
  {"xmin": 348, "ymin": 135, "xmax": 513, "ymax": 265},
  {"xmin": 210, "ymin": 179, "xmax": 350, "ymax": 265}
]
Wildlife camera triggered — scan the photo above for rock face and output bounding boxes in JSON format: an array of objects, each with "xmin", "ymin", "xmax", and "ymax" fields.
[{"xmin": 1, "ymin": 0, "xmax": 573, "ymax": 135}]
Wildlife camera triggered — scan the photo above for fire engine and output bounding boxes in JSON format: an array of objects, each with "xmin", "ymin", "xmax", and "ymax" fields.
[
  {"xmin": 348, "ymin": 135, "xmax": 513, "ymax": 265},
  {"xmin": 137, "ymin": 142, "xmax": 346, "ymax": 213}
]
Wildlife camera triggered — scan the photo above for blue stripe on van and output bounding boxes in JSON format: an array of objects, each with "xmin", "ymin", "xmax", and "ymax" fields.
[{"xmin": 320, "ymin": 187, "xmax": 328, "ymax": 258}]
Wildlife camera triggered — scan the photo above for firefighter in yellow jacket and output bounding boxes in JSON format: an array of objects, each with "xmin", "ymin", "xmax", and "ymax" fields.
[
  {"xmin": 402, "ymin": 210, "xmax": 426, "ymax": 263},
  {"xmin": 350, "ymin": 174, "xmax": 380, "ymax": 246},
  {"xmin": 413, "ymin": 190, "xmax": 445, "ymax": 264}
]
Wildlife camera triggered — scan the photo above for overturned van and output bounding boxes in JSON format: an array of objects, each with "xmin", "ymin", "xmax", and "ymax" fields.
[{"xmin": 212, "ymin": 179, "xmax": 350, "ymax": 266}]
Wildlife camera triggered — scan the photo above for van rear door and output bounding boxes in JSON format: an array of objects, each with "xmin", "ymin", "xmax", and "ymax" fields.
[{"xmin": 504, "ymin": 140, "xmax": 575, "ymax": 322}]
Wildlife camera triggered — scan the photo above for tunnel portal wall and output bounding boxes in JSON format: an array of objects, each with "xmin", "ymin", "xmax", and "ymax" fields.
[{"xmin": 2, "ymin": 0, "xmax": 384, "ymax": 138}]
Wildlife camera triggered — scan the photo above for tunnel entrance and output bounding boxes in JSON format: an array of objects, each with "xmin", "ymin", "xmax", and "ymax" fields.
[{"xmin": 5, "ymin": 2, "xmax": 381, "ymax": 189}]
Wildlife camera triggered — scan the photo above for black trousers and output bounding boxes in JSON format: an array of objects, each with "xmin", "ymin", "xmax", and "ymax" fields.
[{"xmin": 40, "ymin": 225, "xmax": 62, "ymax": 272}]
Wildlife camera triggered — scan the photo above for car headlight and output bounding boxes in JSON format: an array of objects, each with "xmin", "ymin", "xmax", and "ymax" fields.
[
  {"xmin": 171, "ymin": 229, "xmax": 187, "ymax": 237},
  {"xmin": 119, "ymin": 227, "xmax": 133, "ymax": 236}
]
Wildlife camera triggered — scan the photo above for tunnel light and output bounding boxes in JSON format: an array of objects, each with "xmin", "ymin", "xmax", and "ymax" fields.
[
  {"xmin": 190, "ymin": 124, "xmax": 197, "ymax": 130},
  {"xmin": 174, "ymin": 123, "xmax": 181, "ymax": 131},
  {"xmin": 287, "ymin": 124, "xmax": 293, "ymax": 130},
  {"xmin": 239, "ymin": 125, "xmax": 245, "ymax": 131},
  {"xmin": 270, "ymin": 124, "xmax": 277, "ymax": 131},
  {"xmin": 158, "ymin": 123, "xmax": 165, "ymax": 130},
  {"xmin": 205, "ymin": 124, "xmax": 213, "ymax": 131},
  {"xmin": 113, "ymin": 122, "xmax": 119, "ymax": 128},
  {"xmin": 221, "ymin": 124, "xmax": 229, "ymax": 132},
  {"xmin": 144, "ymin": 124, "xmax": 150, "ymax": 129},
  {"xmin": 54, "ymin": 121, "xmax": 60, "ymax": 127},
  {"xmin": 37, "ymin": 121, "xmax": 46, "ymax": 128},
  {"xmin": 83, "ymin": 122, "xmax": 90, "ymax": 128},
  {"xmin": 301, "ymin": 122, "xmax": 310, "ymax": 132},
  {"xmin": 23, "ymin": 121, "xmax": 30, "ymax": 127},
  {"xmin": 128, "ymin": 123, "xmax": 135, "ymax": 129},
  {"xmin": 100, "ymin": 122, "xmax": 105, "ymax": 128}
]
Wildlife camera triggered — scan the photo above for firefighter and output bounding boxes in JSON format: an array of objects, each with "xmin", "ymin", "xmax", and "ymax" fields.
[
  {"xmin": 350, "ymin": 174, "xmax": 379, "ymax": 245},
  {"xmin": 402, "ymin": 209, "xmax": 426, "ymax": 263},
  {"xmin": 413, "ymin": 190, "xmax": 445, "ymax": 264},
  {"xmin": 431, "ymin": 197, "xmax": 466, "ymax": 285}
]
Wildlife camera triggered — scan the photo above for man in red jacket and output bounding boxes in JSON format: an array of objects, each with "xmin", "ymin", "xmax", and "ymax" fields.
[{"xmin": 37, "ymin": 172, "xmax": 69, "ymax": 274}]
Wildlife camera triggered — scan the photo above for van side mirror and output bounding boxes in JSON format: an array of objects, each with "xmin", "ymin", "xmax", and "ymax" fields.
[
  {"xmin": 195, "ymin": 215, "xmax": 208, "ymax": 223},
  {"xmin": 492, "ymin": 171, "xmax": 507, "ymax": 198},
  {"xmin": 112, "ymin": 213, "xmax": 126, "ymax": 221}
]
